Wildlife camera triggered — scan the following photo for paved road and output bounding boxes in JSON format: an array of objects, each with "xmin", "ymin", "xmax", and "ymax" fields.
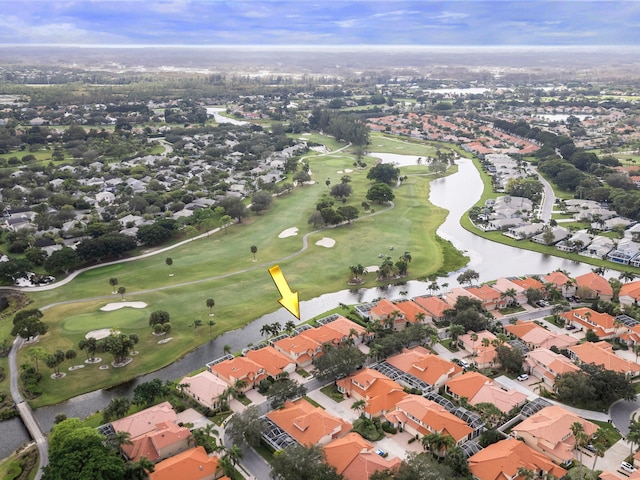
[
  {"xmin": 532, "ymin": 165, "xmax": 556, "ymax": 222},
  {"xmin": 9, "ymin": 337, "xmax": 48, "ymax": 480}
]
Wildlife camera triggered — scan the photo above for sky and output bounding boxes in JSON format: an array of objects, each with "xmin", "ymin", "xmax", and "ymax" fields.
[{"xmin": 1, "ymin": 0, "xmax": 639, "ymax": 47}]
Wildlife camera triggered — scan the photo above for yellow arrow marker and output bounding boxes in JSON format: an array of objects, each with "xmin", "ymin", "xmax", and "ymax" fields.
[{"xmin": 268, "ymin": 265, "xmax": 300, "ymax": 320}]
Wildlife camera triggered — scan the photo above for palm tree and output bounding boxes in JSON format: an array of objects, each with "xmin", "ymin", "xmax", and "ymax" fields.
[
  {"xmin": 349, "ymin": 264, "xmax": 366, "ymax": 282},
  {"xmin": 225, "ymin": 444, "xmax": 243, "ymax": 466},
  {"xmin": 620, "ymin": 271, "xmax": 637, "ymax": 283},
  {"xmin": 270, "ymin": 321, "xmax": 282, "ymax": 335},
  {"xmin": 234, "ymin": 378, "xmax": 248, "ymax": 393},
  {"xmin": 250, "ymin": 245, "xmax": 258, "ymax": 262},
  {"xmin": 206, "ymin": 298, "xmax": 215, "ymax": 316},
  {"xmin": 108, "ymin": 430, "xmax": 133, "ymax": 458},
  {"xmin": 165, "ymin": 257, "xmax": 173, "ymax": 276},
  {"xmin": 441, "ymin": 282, "xmax": 449, "ymax": 295},
  {"xmin": 207, "ymin": 319, "xmax": 215, "ymax": 335},
  {"xmin": 501, "ymin": 288, "xmax": 518, "ymax": 307},
  {"xmin": 117, "ymin": 286, "xmax": 126, "ymax": 301},
  {"xmin": 570, "ymin": 421, "xmax": 587, "ymax": 478},
  {"xmin": 192, "ymin": 319, "xmax": 202, "ymax": 332},
  {"xmin": 260, "ymin": 324, "xmax": 272, "ymax": 337},
  {"xmin": 351, "ymin": 399, "xmax": 366, "ymax": 416},
  {"xmin": 223, "ymin": 344, "xmax": 232, "ymax": 355},
  {"xmin": 422, "ymin": 432, "xmax": 455, "ymax": 459},
  {"xmin": 481, "ymin": 338, "xmax": 490, "ymax": 348},
  {"xmin": 177, "ymin": 382, "xmax": 189, "ymax": 399},
  {"xmin": 284, "ymin": 320, "xmax": 296, "ymax": 333},
  {"xmin": 591, "ymin": 427, "xmax": 608, "ymax": 471},
  {"xmin": 448, "ymin": 323, "xmax": 465, "ymax": 344},
  {"xmin": 628, "ymin": 413, "xmax": 640, "ymax": 455},
  {"xmin": 109, "ymin": 277, "xmax": 118, "ymax": 294},
  {"xmin": 470, "ymin": 333, "xmax": 478, "ymax": 355}
]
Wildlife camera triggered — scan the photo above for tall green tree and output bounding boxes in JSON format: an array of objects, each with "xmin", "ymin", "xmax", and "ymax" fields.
[{"xmin": 270, "ymin": 443, "xmax": 343, "ymax": 480}]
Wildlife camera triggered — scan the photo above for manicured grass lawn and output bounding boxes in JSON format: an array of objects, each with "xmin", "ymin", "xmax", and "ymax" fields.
[
  {"xmin": 17, "ymin": 136, "xmax": 468, "ymax": 406},
  {"xmin": 320, "ymin": 384, "xmax": 344, "ymax": 403},
  {"xmin": 590, "ymin": 419, "xmax": 622, "ymax": 447},
  {"xmin": 368, "ymin": 132, "xmax": 440, "ymax": 156}
]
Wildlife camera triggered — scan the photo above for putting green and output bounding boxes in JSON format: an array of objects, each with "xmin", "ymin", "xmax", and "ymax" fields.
[{"xmin": 61, "ymin": 308, "xmax": 150, "ymax": 334}]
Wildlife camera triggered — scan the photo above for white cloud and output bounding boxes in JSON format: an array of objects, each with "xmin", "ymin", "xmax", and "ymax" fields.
[
  {"xmin": 335, "ymin": 19, "xmax": 358, "ymax": 28},
  {"xmin": 431, "ymin": 11, "xmax": 469, "ymax": 21}
]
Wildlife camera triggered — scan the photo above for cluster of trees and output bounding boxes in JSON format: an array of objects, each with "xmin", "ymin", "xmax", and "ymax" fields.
[
  {"xmin": 555, "ymin": 362, "xmax": 635, "ymax": 410},
  {"xmin": 308, "ymin": 108, "xmax": 369, "ymax": 146},
  {"xmin": 313, "ymin": 344, "xmax": 366, "ymax": 382},
  {"xmin": 148, "ymin": 310, "xmax": 172, "ymax": 335},
  {"xmin": 11, "ymin": 308, "xmax": 47, "ymax": 339},
  {"xmin": 376, "ymin": 252, "xmax": 412, "ymax": 280},
  {"xmin": 369, "ymin": 323, "xmax": 437, "ymax": 360}
]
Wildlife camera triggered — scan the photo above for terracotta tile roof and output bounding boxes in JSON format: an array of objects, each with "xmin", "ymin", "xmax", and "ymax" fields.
[
  {"xmin": 336, "ymin": 368, "xmax": 407, "ymax": 417},
  {"xmin": 324, "ymin": 432, "xmax": 402, "ymax": 480},
  {"xmin": 512, "ymin": 276, "xmax": 545, "ymax": 291},
  {"xmin": 569, "ymin": 341, "xmax": 640, "ymax": 375},
  {"xmin": 466, "ymin": 285, "xmax": 501, "ymax": 301},
  {"xmin": 413, "ymin": 296, "xmax": 450, "ymax": 318},
  {"xmin": 273, "ymin": 335, "xmax": 322, "ymax": 356},
  {"xmin": 149, "ymin": 446, "xmax": 219, "ymax": 480},
  {"xmin": 505, "ymin": 321, "xmax": 578, "ymax": 350},
  {"xmin": 468, "ymin": 438, "xmax": 567, "ymax": 480},
  {"xmin": 111, "ymin": 401, "xmax": 177, "ymax": 439},
  {"xmin": 575, "ymin": 272, "xmax": 613, "ymax": 296},
  {"xmin": 370, "ymin": 299, "xmax": 400, "ymax": 318},
  {"xmin": 512, "ymin": 405, "xmax": 598, "ymax": 463},
  {"xmin": 445, "ymin": 371, "xmax": 492, "ymax": 400},
  {"xmin": 526, "ymin": 348, "xmax": 580, "ymax": 378},
  {"xmin": 394, "ymin": 300, "xmax": 429, "ymax": 323},
  {"xmin": 620, "ymin": 281, "xmax": 640, "ymax": 300},
  {"xmin": 560, "ymin": 307, "xmax": 615, "ymax": 334},
  {"xmin": 386, "ymin": 396, "xmax": 472, "ymax": 442},
  {"xmin": 543, "ymin": 271, "xmax": 571, "ymax": 287},
  {"xmin": 208, "ymin": 356, "xmax": 265, "ymax": 385},
  {"xmin": 245, "ymin": 346, "xmax": 295, "ymax": 378},
  {"xmin": 386, "ymin": 346, "xmax": 462, "ymax": 386},
  {"xmin": 267, "ymin": 398, "xmax": 351, "ymax": 446},
  {"xmin": 121, "ymin": 421, "xmax": 191, "ymax": 463}
]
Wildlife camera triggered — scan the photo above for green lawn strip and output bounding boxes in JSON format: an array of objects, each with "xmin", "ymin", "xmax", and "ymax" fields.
[
  {"xmin": 20, "ymin": 139, "xmax": 467, "ymax": 406},
  {"xmin": 589, "ymin": 419, "xmax": 622, "ymax": 447},
  {"xmin": 320, "ymin": 384, "xmax": 344, "ymax": 403},
  {"xmin": 368, "ymin": 132, "xmax": 441, "ymax": 156}
]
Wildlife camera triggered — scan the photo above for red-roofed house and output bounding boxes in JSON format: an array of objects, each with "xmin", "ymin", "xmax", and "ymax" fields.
[
  {"xmin": 512, "ymin": 405, "xmax": 598, "ymax": 465},
  {"xmin": 272, "ymin": 335, "xmax": 322, "ymax": 368},
  {"xmin": 468, "ymin": 438, "xmax": 567, "ymax": 480},
  {"xmin": 619, "ymin": 281, "xmax": 640, "ymax": 306},
  {"xmin": 386, "ymin": 346, "xmax": 463, "ymax": 390},
  {"xmin": 492, "ymin": 277, "xmax": 527, "ymax": 305},
  {"xmin": 568, "ymin": 341, "xmax": 640, "ymax": 378},
  {"xmin": 575, "ymin": 272, "xmax": 614, "ymax": 301},
  {"xmin": 413, "ymin": 295, "xmax": 450, "ymax": 322},
  {"xmin": 324, "ymin": 432, "xmax": 402, "ymax": 480},
  {"xmin": 512, "ymin": 276, "xmax": 546, "ymax": 297},
  {"xmin": 525, "ymin": 348, "xmax": 581, "ymax": 389},
  {"xmin": 149, "ymin": 446, "xmax": 222, "ymax": 480},
  {"xmin": 466, "ymin": 285, "xmax": 508, "ymax": 311},
  {"xmin": 110, "ymin": 401, "xmax": 191, "ymax": 463},
  {"xmin": 300, "ymin": 317, "xmax": 369, "ymax": 347},
  {"xmin": 560, "ymin": 307, "xmax": 618, "ymax": 339},
  {"xmin": 457, "ymin": 330, "xmax": 497, "ymax": 369},
  {"xmin": 543, "ymin": 271, "xmax": 576, "ymax": 298},
  {"xmin": 267, "ymin": 398, "xmax": 351, "ymax": 446},
  {"xmin": 179, "ymin": 371, "xmax": 229, "ymax": 410},
  {"xmin": 336, "ymin": 368, "xmax": 407, "ymax": 418},
  {"xmin": 445, "ymin": 371, "xmax": 527, "ymax": 413},
  {"xmin": 393, "ymin": 300, "xmax": 431, "ymax": 326},
  {"xmin": 445, "ymin": 287, "xmax": 482, "ymax": 308},
  {"xmin": 245, "ymin": 346, "xmax": 296, "ymax": 379},
  {"xmin": 385, "ymin": 396, "xmax": 473, "ymax": 444},
  {"xmin": 369, "ymin": 299, "xmax": 407, "ymax": 330},
  {"xmin": 505, "ymin": 321, "xmax": 578, "ymax": 351},
  {"xmin": 208, "ymin": 356, "xmax": 266, "ymax": 391}
]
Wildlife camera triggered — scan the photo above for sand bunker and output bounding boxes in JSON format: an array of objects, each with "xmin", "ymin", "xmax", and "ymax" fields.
[
  {"xmin": 344, "ymin": 169, "xmax": 353, "ymax": 173},
  {"xmin": 100, "ymin": 301, "xmax": 147, "ymax": 312},
  {"xmin": 86, "ymin": 328, "xmax": 120, "ymax": 340},
  {"xmin": 278, "ymin": 227, "xmax": 299, "ymax": 238},
  {"xmin": 365, "ymin": 265, "xmax": 379, "ymax": 273},
  {"xmin": 337, "ymin": 170, "xmax": 343, "ymax": 174},
  {"xmin": 315, "ymin": 238, "xmax": 336, "ymax": 248}
]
